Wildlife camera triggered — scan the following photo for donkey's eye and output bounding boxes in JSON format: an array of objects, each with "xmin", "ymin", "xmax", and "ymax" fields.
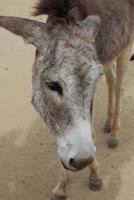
[{"xmin": 46, "ymin": 82, "xmax": 63, "ymax": 95}]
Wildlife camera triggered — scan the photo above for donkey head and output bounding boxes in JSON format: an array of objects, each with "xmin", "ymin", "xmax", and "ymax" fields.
[{"xmin": 0, "ymin": 14, "xmax": 103, "ymax": 171}]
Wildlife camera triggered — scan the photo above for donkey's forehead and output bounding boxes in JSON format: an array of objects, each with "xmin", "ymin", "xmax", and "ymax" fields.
[
  {"xmin": 51, "ymin": 34, "xmax": 97, "ymax": 68},
  {"xmin": 43, "ymin": 41, "xmax": 102, "ymax": 83},
  {"xmin": 40, "ymin": 26, "xmax": 101, "ymax": 79}
]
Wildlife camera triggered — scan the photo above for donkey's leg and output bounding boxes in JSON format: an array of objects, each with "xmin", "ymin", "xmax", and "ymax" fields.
[
  {"xmin": 51, "ymin": 168, "xmax": 71, "ymax": 200},
  {"xmin": 108, "ymin": 43, "xmax": 132, "ymax": 149},
  {"xmin": 104, "ymin": 62, "xmax": 116, "ymax": 133},
  {"xmin": 89, "ymin": 159, "xmax": 103, "ymax": 191}
]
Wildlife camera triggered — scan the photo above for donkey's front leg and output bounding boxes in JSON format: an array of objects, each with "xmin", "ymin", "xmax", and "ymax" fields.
[
  {"xmin": 89, "ymin": 159, "xmax": 103, "ymax": 191},
  {"xmin": 108, "ymin": 43, "xmax": 132, "ymax": 149},
  {"xmin": 51, "ymin": 167, "xmax": 71, "ymax": 200}
]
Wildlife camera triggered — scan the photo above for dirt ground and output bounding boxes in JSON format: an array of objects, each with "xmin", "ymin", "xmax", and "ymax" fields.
[{"xmin": 0, "ymin": 1, "xmax": 134, "ymax": 200}]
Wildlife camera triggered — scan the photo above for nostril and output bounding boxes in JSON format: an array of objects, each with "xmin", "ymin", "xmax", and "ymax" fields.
[{"xmin": 69, "ymin": 158, "xmax": 75, "ymax": 167}]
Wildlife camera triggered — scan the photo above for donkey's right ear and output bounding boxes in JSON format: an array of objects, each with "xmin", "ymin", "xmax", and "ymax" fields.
[{"xmin": 0, "ymin": 16, "xmax": 49, "ymax": 50}]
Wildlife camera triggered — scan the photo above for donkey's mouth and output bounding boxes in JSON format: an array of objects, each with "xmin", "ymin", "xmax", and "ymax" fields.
[{"xmin": 60, "ymin": 159, "xmax": 78, "ymax": 171}]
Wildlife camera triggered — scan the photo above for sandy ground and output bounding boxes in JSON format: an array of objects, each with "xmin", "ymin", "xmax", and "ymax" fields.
[{"xmin": 0, "ymin": 1, "xmax": 134, "ymax": 200}]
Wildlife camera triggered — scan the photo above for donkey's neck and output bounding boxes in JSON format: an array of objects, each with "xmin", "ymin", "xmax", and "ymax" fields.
[{"xmin": 71, "ymin": 0, "xmax": 134, "ymax": 64}]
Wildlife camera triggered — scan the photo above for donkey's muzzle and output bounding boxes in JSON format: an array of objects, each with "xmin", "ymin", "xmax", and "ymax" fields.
[
  {"xmin": 69, "ymin": 156, "xmax": 94, "ymax": 170},
  {"xmin": 58, "ymin": 120, "xmax": 96, "ymax": 171},
  {"xmin": 61, "ymin": 156, "xmax": 94, "ymax": 171}
]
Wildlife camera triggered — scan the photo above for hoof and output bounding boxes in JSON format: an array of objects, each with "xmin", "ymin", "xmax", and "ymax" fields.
[
  {"xmin": 89, "ymin": 179, "xmax": 103, "ymax": 191},
  {"xmin": 108, "ymin": 138, "xmax": 119, "ymax": 149},
  {"xmin": 103, "ymin": 123, "xmax": 112, "ymax": 134},
  {"xmin": 51, "ymin": 195, "xmax": 67, "ymax": 200}
]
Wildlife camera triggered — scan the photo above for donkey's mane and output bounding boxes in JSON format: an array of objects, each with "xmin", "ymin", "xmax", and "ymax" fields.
[
  {"xmin": 34, "ymin": 0, "xmax": 77, "ymax": 17},
  {"xmin": 34, "ymin": 0, "xmax": 87, "ymax": 19}
]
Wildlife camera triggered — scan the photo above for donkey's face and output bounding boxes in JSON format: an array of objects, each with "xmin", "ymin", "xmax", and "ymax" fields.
[
  {"xmin": 0, "ymin": 16, "xmax": 103, "ymax": 171},
  {"xmin": 32, "ymin": 16, "xmax": 103, "ymax": 171}
]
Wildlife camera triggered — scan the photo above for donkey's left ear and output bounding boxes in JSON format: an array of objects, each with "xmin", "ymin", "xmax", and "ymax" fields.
[
  {"xmin": 79, "ymin": 15, "xmax": 101, "ymax": 40},
  {"xmin": 0, "ymin": 16, "xmax": 49, "ymax": 50}
]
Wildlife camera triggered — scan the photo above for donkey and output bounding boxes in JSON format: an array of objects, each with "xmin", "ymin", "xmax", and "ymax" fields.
[{"xmin": 0, "ymin": 0, "xmax": 134, "ymax": 199}]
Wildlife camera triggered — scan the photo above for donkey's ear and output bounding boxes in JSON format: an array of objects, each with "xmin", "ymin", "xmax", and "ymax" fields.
[
  {"xmin": 0, "ymin": 16, "xmax": 49, "ymax": 50},
  {"xmin": 79, "ymin": 15, "xmax": 101, "ymax": 40}
]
